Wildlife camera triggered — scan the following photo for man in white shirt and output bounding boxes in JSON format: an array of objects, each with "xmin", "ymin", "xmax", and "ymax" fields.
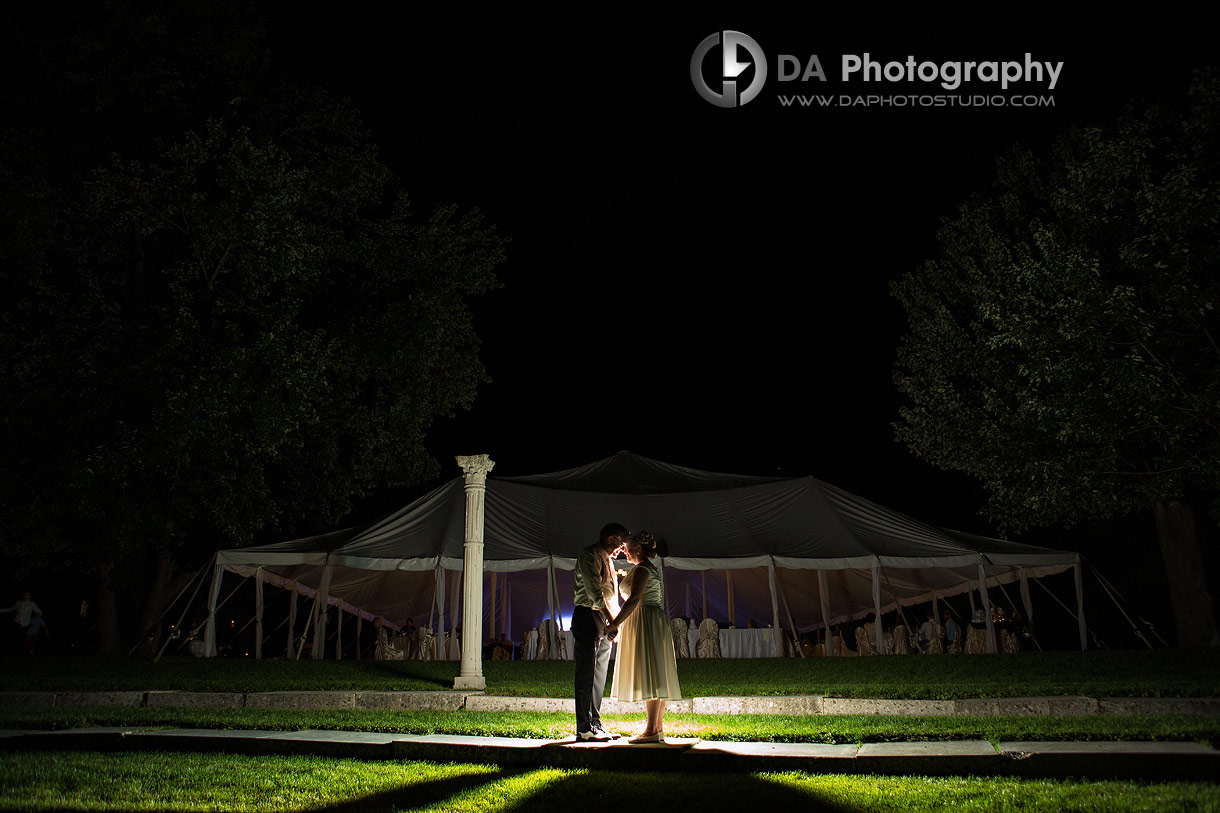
[
  {"xmin": 2, "ymin": 591, "xmax": 41, "ymax": 650},
  {"xmin": 572, "ymin": 523, "xmax": 627, "ymax": 741}
]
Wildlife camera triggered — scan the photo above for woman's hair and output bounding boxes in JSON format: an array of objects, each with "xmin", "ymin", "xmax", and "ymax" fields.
[{"xmin": 631, "ymin": 530, "xmax": 658, "ymax": 559}]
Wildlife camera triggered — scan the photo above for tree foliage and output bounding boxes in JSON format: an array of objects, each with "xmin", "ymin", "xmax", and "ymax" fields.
[
  {"xmin": 892, "ymin": 71, "xmax": 1219, "ymax": 645},
  {"xmin": 0, "ymin": 3, "xmax": 505, "ymax": 645}
]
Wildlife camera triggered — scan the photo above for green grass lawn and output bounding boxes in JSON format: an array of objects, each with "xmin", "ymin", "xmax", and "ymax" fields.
[
  {"xmin": 4, "ymin": 649, "xmax": 1219, "ymax": 698},
  {"xmin": 2, "ymin": 751, "xmax": 1218, "ymax": 812},
  {"xmin": 2, "ymin": 706, "xmax": 1217, "ymax": 747},
  {"xmin": 2, "ymin": 651, "xmax": 1218, "ymax": 811}
]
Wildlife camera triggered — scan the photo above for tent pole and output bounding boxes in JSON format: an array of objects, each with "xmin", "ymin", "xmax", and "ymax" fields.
[
  {"xmin": 701, "ymin": 571, "xmax": 707, "ymax": 621},
  {"xmin": 203, "ymin": 556, "xmax": 225, "ymax": 657},
  {"xmin": 335, "ymin": 601, "xmax": 343, "ymax": 660},
  {"xmin": 135, "ymin": 558, "xmax": 211, "ymax": 658},
  {"xmin": 254, "ymin": 568, "xmax": 264, "ymax": 660},
  {"xmin": 775, "ymin": 568, "xmax": 799, "ymax": 654},
  {"xmin": 434, "ymin": 563, "xmax": 446, "ymax": 661},
  {"xmin": 295, "ymin": 596, "xmax": 314, "ymax": 660},
  {"xmin": 543, "ymin": 558, "xmax": 556, "ymax": 658},
  {"xmin": 503, "ymin": 573, "xmax": 510, "ymax": 639},
  {"xmin": 505, "ymin": 576, "xmax": 513, "ymax": 647},
  {"xmin": 549, "ymin": 562, "xmax": 566, "ymax": 658},
  {"xmin": 488, "ymin": 568, "xmax": 498, "ymax": 648},
  {"xmin": 882, "ymin": 569, "xmax": 915, "ymax": 649},
  {"xmin": 1075, "ymin": 562, "xmax": 1087, "ymax": 651},
  {"xmin": 449, "ymin": 568, "xmax": 460, "ymax": 660},
  {"xmin": 818, "ymin": 569, "xmax": 833, "ymax": 657},
  {"xmin": 726, "ymin": 570, "xmax": 735, "ymax": 627},
  {"xmin": 454, "ymin": 454, "xmax": 494, "ymax": 689},
  {"xmin": 871, "ymin": 562, "xmax": 883, "ymax": 654},
  {"xmin": 1018, "ymin": 569, "xmax": 1042, "ymax": 650},
  {"xmin": 428, "ymin": 571, "xmax": 437, "ymax": 632},
  {"xmin": 1032, "ymin": 576, "xmax": 1105, "ymax": 648},
  {"xmin": 931, "ymin": 590, "xmax": 940, "ymax": 652},
  {"xmin": 1092, "ymin": 566, "xmax": 1164, "ymax": 648},
  {"xmin": 546, "ymin": 556, "xmax": 558, "ymax": 634},
  {"xmin": 151, "ymin": 558, "xmax": 211, "ymax": 662},
  {"xmin": 287, "ymin": 581, "xmax": 298, "ymax": 659},
  {"xmin": 766, "ymin": 559, "xmax": 782, "ymax": 656},
  {"xmin": 978, "ymin": 563, "xmax": 997, "ymax": 653},
  {"xmin": 311, "ymin": 563, "xmax": 334, "ymax": 660}
]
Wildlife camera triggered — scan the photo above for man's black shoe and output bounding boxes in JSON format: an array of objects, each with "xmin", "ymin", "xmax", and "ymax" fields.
[{"xmin": 577, "ymin": 729, "xmax": 610, "ymax": 742}]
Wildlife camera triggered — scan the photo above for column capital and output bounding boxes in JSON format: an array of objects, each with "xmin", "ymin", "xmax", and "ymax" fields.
[{"xmin": 456, "ymin": 454, "xmax": 495, "ymax": 485}]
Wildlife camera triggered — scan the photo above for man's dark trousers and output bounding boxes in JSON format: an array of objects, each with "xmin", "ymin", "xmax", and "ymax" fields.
[{"xmin": 572, "ymin": 605, "xmax": 612, "ymax": 733}]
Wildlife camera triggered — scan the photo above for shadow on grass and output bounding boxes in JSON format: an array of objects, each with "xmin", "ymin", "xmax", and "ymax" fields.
[
  {"xmin": 300, "ymin": 768, "xmax": 860, "ymax": 813},
  {"xmin": 311, "ymin": 768, "xmax": 513, "ymax": 813},
  {"xmin": 356, "ymin": 660, "xmax": 456, "ymax": 689},
  {"xmin": 490, "ymin": 768, "xmax": 858, "ymax": 813}
]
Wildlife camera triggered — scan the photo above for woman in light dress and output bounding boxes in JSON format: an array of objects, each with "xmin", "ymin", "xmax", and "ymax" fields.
[{"xmin": 605, "ymin": 531, "xmax": 681, "ymax": 743}]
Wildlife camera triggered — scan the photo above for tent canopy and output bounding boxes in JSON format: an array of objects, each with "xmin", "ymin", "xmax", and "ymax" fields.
[{"xmin": 211, "ymin": 451, "xmax": 1078, "ymax": 649}]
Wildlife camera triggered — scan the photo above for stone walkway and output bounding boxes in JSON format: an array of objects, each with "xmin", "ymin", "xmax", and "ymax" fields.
[{"xmin": 1, "ymin": 726, "xmax": 1217, "ymax": 780}]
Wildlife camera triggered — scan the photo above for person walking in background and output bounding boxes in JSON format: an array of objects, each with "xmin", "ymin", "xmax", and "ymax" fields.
[
  {"xmin": 605, "ymin": 531, "xmax": 682, "ymax": 743},
  {"xmin": 23, "ymin": 610, "xmax": 48, "ymax": 654},
  {"xmin": 942, "ymin": 609, "xmax": 962, "ymax": 654},
  {"xmin": 1, "ymin": 591, "xmax": 41, "ymax": 652}
]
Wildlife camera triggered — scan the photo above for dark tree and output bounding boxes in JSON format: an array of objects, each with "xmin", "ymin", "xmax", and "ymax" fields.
[
  {"xmin": 892, "ymin": 72, "xmax": 1220, "ymax": 647},
  {"xmin": 0, "ymin": 3, "xmax": 505, "ymax": 653}
]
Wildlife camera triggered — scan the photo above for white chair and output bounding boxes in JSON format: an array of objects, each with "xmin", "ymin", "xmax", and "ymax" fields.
[
  {"xmin": 417, "ymin": 628, "xmax": 436, "ymax": 660},
  {"xmin": 403, "ymin": 628, "xmax": 420, "ymax": 660},
  {"xmin": 536, "ymin": 624, "xmax": 551, "ymax": 660},
  {"xmin": 855, "ymin": 624, "xmax": 877, "ymax": 656},
  {"xmin": 1001, "ymin": 629, "xmax": 1022, "ymax": 654},
  {"xmin": 892, "ymin": 624, "xmax": 913, "ymax": 655},
  {"xmin": 965, "ymin": 625, "xmax": 989, "ymax": 654},
  {"xmin": 925, "ymin": 623, "xmax": 945, "ymax": 654},
  {"xmin": 524, "ymin": 628, "xmax": 539, "ymax": 660},
  {"xmin": 671, "ymin": 617, "xmax": 690, "ymax": 658},
  {"xmin": 696, "ymin": 618, "xmax": 721, "ymax": 658},
  {"xmin": 538, "ymin": 619, "xmax": 564, "ymax": 660},
  {"xmin": 374, "ymin": 629, "xmax": 405, "ymax": 661}
]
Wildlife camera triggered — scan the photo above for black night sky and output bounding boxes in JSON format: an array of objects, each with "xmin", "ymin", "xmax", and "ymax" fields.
[
  {"xmin": 254, "ymin": 14, "xmax": 1214, "ymax": 539},
  {"xmin": 7, "ymin": 8, "xmax": 1214, "ymax": 550}
]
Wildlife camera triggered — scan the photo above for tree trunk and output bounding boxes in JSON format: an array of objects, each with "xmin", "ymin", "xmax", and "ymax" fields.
[
  {"xmin": 97, "ymin": 562, "xmax": 121, "ymax": 656},
  {"xmin": 1153, "ymin": 499, "xmax": 1219, "ymax": 648},
  {"xmin": 133, "ymin": 554, "xmax": 176, "ymax": 658}
]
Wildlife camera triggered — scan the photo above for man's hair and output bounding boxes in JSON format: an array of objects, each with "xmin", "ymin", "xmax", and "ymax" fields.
[{"xmin": 598, "ymin": 523, "xmax": 629, "ymax": 544}]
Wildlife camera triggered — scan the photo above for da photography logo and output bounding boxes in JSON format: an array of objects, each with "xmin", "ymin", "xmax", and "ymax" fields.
[{"xmin": 690, "ymin": 31, "xmax": 767, "ymax": 108}]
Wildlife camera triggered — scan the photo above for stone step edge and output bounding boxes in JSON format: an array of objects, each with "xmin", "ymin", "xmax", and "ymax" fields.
[{"xmin": 1, "ymin": 691, "xmax": 1218, "ymax": 716}]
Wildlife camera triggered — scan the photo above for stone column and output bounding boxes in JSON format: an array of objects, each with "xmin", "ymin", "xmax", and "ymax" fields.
[{"xmin": 454, "ymin": 454, "xmax": 494, "ymax": 690}]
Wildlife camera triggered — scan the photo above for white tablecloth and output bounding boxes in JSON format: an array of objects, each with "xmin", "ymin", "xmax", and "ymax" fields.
[
  {"xmin": 687, "ymin": 627, "xmax": 777, "ymax": 658},
  {"xmin": 526, "ymin": 630, "xmax": 626, "ymax": 661}
]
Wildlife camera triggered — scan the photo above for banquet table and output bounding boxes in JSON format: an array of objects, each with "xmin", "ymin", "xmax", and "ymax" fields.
[
  {"xmin": 687, "ymin": 626, "xmax": 779, "ymax": 658},
  {"xmin": 525, "ymin": 630, "xmax": 625, "ymax": 661}
]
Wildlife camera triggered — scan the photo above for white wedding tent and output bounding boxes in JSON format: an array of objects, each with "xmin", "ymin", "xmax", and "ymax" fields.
[{"xmin": 202, "ymin": 451, "xmax": 1085, "ymax": 670}]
